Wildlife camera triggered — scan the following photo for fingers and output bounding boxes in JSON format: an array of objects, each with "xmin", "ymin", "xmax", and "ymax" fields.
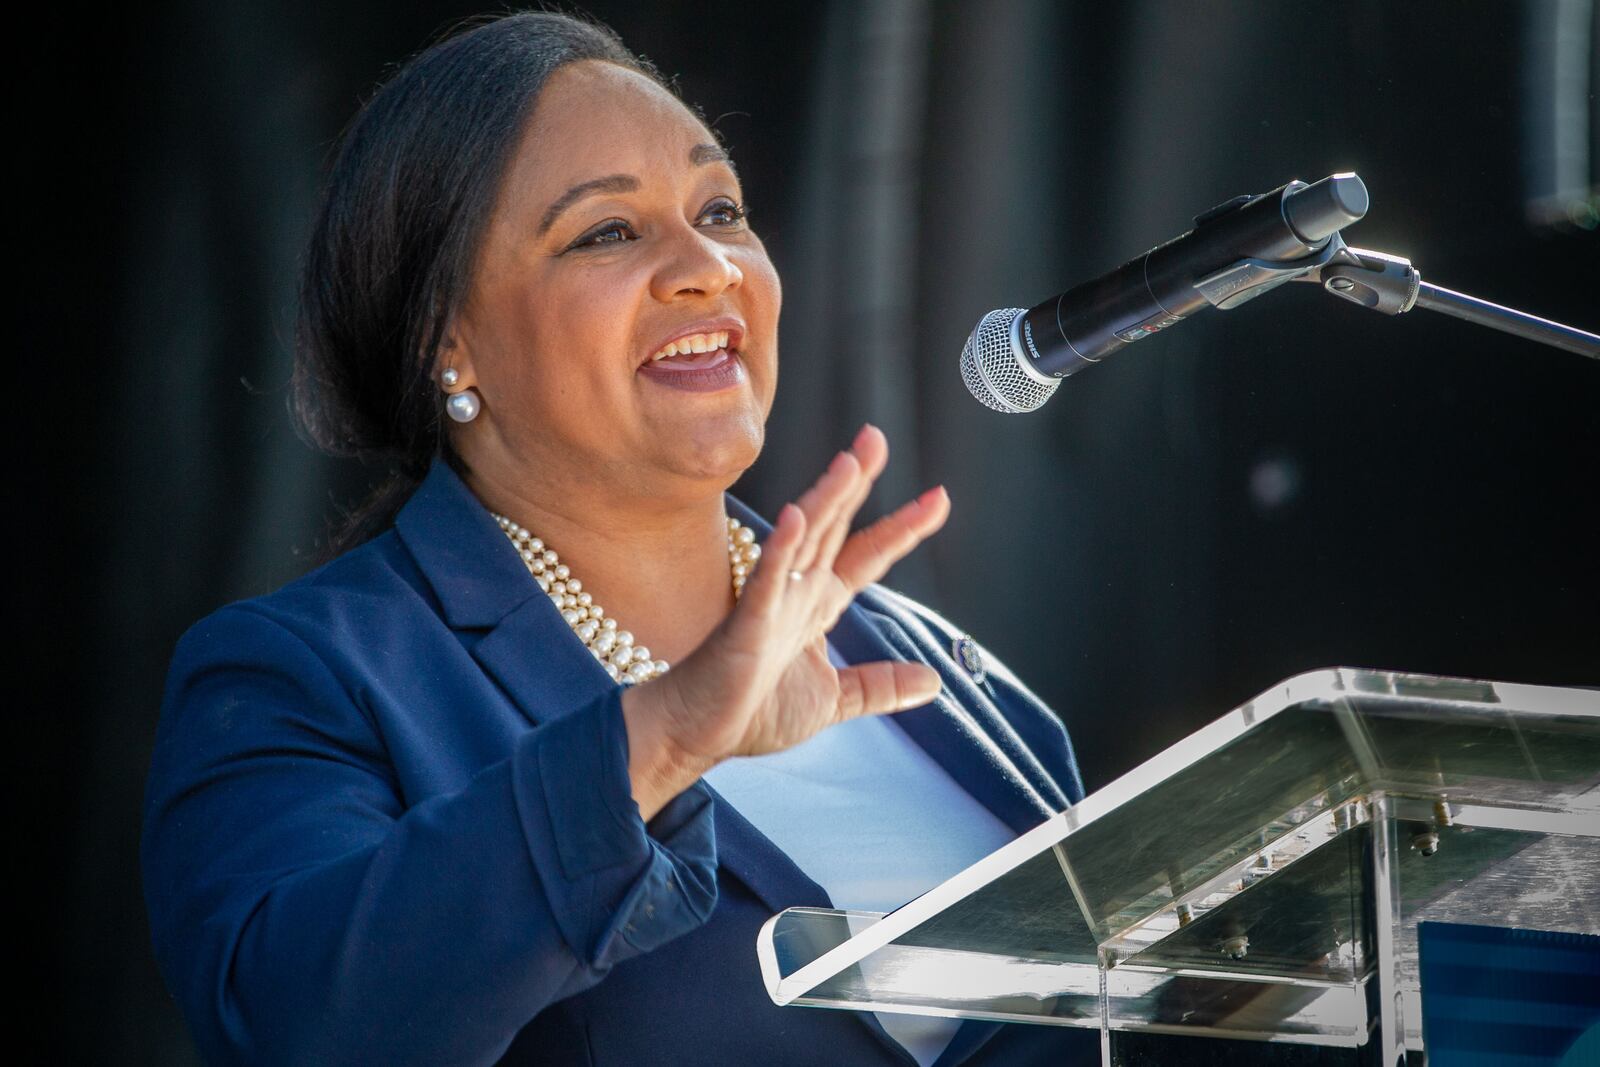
[
  {"xmin": 791, "ymin": 450, "xmax": 861, "ymax": 574},
  {"xmin": 792, "ymin": 423, "xmax": 889, "ymax": 573},
  {"xmin": 758, "ymin": 423, "xmax": 948, "ymax": 615},
  {"xmin": 848, "ymin": 423, "xmax": 889, "ymax": 482},
  {"xmin": 833, "ymin": 485, "xmax": 951, "ymax": 591},
  {"xmin": 835, "ymin": 661, "xmax": 942, "ymax": 721},
  {"xmin": 813, "ymin": 425, "xmax": 887, "ymax": 572},
  {"xmin": 740, "ymin": 502, "xmax": 806, "ymax": 618}
]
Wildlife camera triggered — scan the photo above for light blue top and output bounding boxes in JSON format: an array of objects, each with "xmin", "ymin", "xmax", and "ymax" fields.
[{"xmin": 704, "ymin": 640, "xmax": 1018, "ymax": 1067}]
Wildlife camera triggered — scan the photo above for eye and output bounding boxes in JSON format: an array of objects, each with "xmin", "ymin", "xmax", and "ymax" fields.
[
  {"xmin": 700, "ymin": 198, "xmax": 750, "ymax": 228},
  {"xmin": 567, "ymin": 198, "xmax": 751, "ymax": 253},
  {"xmin": 570, "ymin": 219, "xmax": 637, "ymax": 250}
]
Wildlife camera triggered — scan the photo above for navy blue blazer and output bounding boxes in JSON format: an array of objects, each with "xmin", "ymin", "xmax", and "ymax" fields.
[{"xmin": 142, "ymin": 459, "xmax": 1097, "ymax": 1066}]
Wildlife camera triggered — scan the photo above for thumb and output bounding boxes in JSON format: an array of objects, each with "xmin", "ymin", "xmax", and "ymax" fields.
[{"xmin": 836, "ymin": 661, "xmax": 942, "ymax": 721}]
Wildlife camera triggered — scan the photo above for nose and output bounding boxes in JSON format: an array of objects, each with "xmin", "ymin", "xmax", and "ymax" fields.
[{"xmin": 650, "ymin": 223, "xmax": 743, "ymax": 301}]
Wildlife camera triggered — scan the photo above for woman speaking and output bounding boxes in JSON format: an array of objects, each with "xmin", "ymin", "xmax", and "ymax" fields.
[{"xmin": 141, "ymin": 11, "xmax": 1092, "ymax": 1066}]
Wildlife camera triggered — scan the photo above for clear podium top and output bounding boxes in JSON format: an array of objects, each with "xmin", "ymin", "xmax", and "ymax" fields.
[{"xmin": 758, "ymin": 668, "xmax": 1600, "ymax": 1043}]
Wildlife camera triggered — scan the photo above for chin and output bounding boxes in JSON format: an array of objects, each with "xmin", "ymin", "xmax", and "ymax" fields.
[{"xmin": 677, "ymin": 414, "xmax": 764, "ymax": 486}]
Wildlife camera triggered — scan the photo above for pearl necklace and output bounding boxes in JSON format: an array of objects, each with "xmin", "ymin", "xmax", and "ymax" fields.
[{"xmin": 491, "ymin": 511, "xmax": 762, "ymax": 685}]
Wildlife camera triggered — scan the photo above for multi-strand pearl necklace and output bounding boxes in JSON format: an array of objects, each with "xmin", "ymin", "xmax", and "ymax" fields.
[{"xmin": 491, "ymin": 511, "xmax": 762, "ymax": 685}]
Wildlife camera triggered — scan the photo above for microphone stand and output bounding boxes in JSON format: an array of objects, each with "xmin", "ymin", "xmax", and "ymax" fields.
[
  {"xmin": 1306, "ymin": 238, "xmax": 1598, "ymax": 358},
  {"xmin": 1195, "ymin": 231, "xmax": 1599, "ymax": 358}
]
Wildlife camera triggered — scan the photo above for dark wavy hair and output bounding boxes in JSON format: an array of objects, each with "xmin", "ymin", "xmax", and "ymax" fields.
[{"xmin": 291, "ymin": 10, "xmax": 675, "ymax": 556}]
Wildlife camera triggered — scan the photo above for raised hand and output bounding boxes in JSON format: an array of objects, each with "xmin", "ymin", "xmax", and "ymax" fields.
[{"xmin": 620, "ymin": 424, "xmax": 951, "ymax": 818}]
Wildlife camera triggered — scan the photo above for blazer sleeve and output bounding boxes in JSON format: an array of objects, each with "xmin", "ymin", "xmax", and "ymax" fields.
[{"xmin": 141, "ymin": 604, "xmax": 719, "ymax": 1067}]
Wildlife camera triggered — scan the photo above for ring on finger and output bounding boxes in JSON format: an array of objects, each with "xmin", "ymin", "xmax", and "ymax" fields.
[{"xmin": 788, "ymin": 569, "xmax": 805, "ymax": 582}]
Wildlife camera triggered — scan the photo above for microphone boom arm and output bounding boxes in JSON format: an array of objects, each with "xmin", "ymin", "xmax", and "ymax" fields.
[
  {"xmin": 1296, "ymin": 238, "xmax": 1598, "ymax": 358},
  {"xmin": 1193, "ymin": 233, "xmax": 1599, "ymax": 358}
]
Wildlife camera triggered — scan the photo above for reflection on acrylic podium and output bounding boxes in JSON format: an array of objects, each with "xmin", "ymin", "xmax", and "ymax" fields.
[{"xmin": 757, "ymin": 669, "xmax": 1600, "ymax": 1066}]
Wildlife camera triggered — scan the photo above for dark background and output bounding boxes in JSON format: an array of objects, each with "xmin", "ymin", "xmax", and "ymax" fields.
[{"xmin": 27, "ymin": 1, "xmax": 1596, "ymax": 1061}]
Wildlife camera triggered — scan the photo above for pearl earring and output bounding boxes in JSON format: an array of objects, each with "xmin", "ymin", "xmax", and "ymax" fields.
[
  {"xmin": 445, "ymin": 389, "xmax": 481, "ymax": 423},
  {"xmin": 439, "ymin": 366, "xmax": 480, "ymax": 423}
]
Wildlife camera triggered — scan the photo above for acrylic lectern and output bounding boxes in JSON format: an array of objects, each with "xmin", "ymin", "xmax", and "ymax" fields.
[{"xmin": 757, "ymin": 669, "xmax": 1600, "ymax": 1065}]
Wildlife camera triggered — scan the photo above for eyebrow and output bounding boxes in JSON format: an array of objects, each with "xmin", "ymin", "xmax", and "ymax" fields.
[{"xmin": 536, "ymin": 142, "xmax": 738, "ymax": 238}]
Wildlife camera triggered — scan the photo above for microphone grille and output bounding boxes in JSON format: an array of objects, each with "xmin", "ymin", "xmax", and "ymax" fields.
[{"xmin": 959, "ymin": 308, "xmax": 1060, "ymax": 413}]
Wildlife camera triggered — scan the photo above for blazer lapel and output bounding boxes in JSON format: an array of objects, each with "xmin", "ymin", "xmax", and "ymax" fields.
[
  {"xmin": 829, "ymin": 601, "xmax": 1062, "ymax": 835},
  {"xmin": 394, "ymin": 460, "xmax": 616, "ymax": 731}
]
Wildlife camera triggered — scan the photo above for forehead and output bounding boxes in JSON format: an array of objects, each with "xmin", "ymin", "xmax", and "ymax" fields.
[{"xmin": 507, "ymin": 60, "xmax": 717, "ymax": 197}]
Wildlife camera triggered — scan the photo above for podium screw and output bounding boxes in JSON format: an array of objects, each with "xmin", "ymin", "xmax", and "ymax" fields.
[
  {"xmin": 1221, "ymin": 935, "xmax": 1250, "ymax": 960},
  {"xmin": 1411, "ymin": 830, "xmax": 1440, "ymax": 856}
]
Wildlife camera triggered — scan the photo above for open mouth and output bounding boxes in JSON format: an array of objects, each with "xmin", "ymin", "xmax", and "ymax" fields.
[
  {"xmin": 643, "ymin": 345, "xmax": 735, "ymax": 371},
  {"xmin": 639, "ymin": 324, "xmax": 745, "ymax": 367},
  {"xmin": 637, "ymin": 344, "xmax": 744, "ymax": 392},
  {"xmin": 636, "ymin": 322, "xmax": 747, "ymax": 391}
]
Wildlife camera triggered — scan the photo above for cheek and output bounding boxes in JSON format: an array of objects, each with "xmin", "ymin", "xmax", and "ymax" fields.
[
  {"xmin": 747, "ymin": 256, "xmax": 781, "ymax": 407},
  {"xmin": 735, "ymin": 250, "xmax": 781, "ymax": 353},
  {"xmin": 746, "ymin": 249, "xmax": 782, "ymax": 321},
  {"xmin": 518, "ymin": 269, "xmax": 638, "ymax": 383},
  {"xmin": 489, "ymin": 299, "xmax": 559, "ymax": 404}
]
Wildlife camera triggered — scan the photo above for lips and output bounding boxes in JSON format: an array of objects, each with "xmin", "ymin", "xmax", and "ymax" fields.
[
  {"xmin": 637, "ymin": 345, "xmax": 745, "ymax": 392},
  {"xmin": 639, "ymin": 318, "xmax": 747, "ymax": 368}
]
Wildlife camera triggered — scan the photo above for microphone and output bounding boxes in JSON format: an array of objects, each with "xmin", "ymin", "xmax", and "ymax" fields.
[{"xmin": 960, "ymin": 173, "xmax": 1369, "ymax": 413}]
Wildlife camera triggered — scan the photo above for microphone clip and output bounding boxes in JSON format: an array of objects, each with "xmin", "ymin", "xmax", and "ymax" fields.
[
  {"xmin": 1296, "ymin": 240, "xmax": 1424, "ymax": 315},
  {"xmin": 1193, "ymin": 233, "xmax": 1360, "ymax": 312}
]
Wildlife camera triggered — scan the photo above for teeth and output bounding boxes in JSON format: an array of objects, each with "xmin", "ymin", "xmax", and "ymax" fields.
[{"xmin": 651, "ymin": 330, "xmax": 731, "ymax": 361}]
